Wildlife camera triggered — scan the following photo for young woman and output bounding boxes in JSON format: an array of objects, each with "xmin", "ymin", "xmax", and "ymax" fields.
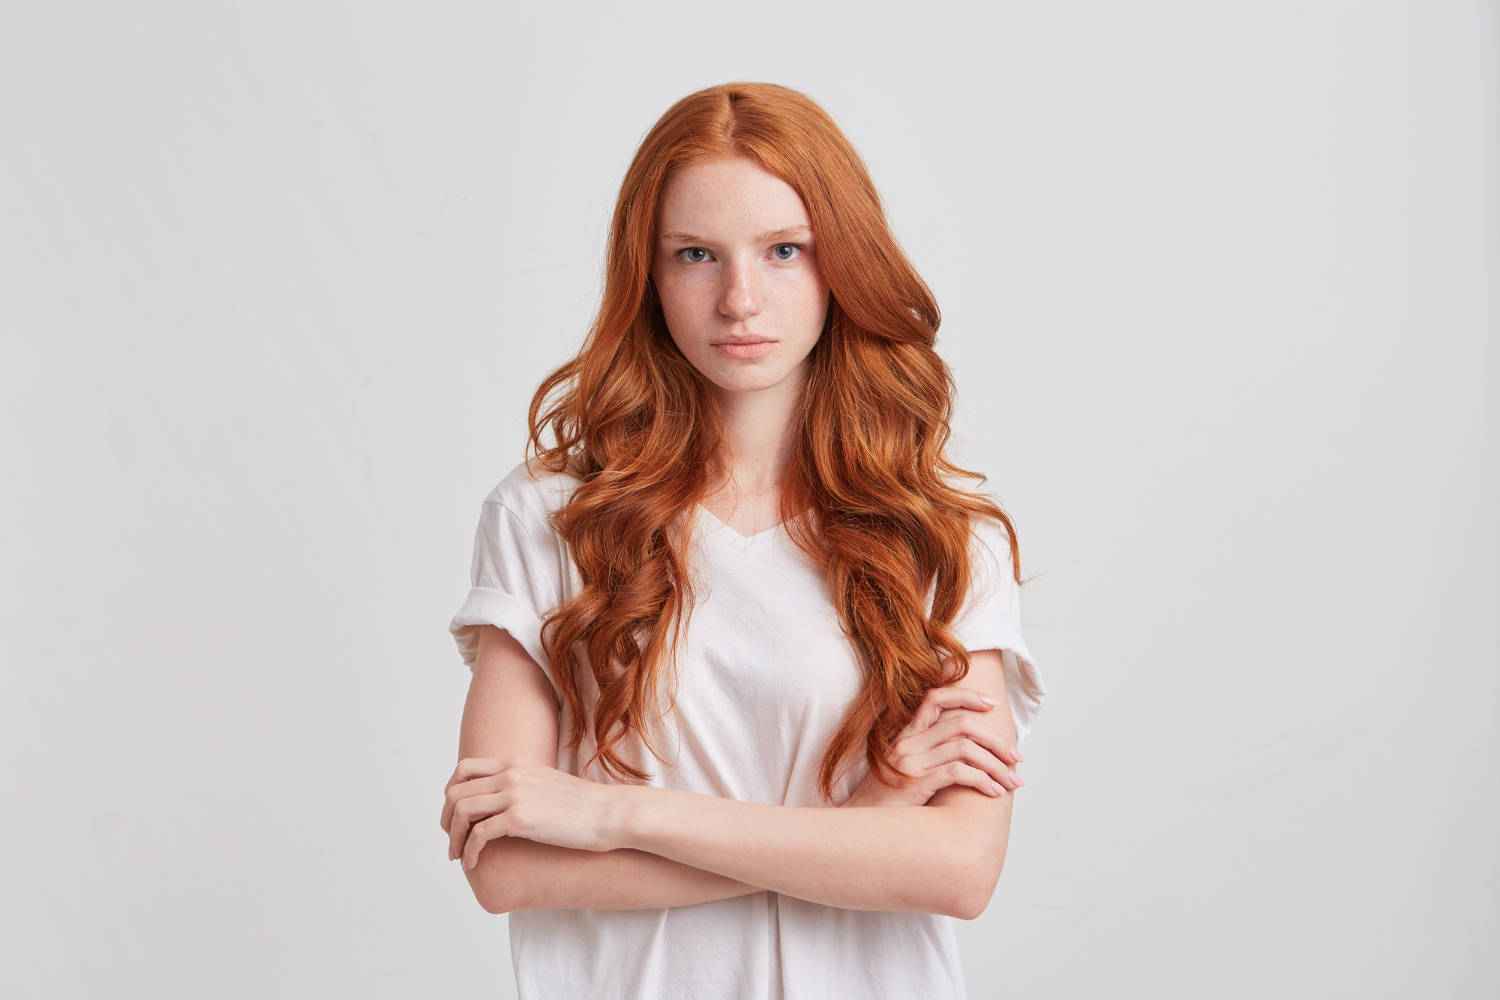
[{"xmin": 441, "ymin": 82, "xmax": 1046, "ymax": 999}]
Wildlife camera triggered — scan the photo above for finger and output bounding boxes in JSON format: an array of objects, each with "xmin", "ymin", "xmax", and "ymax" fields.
[
  {"xmin": 908, "ymin": 738, "xmax": 1015, "ymax": 791},
  {"xmin": 450, "ymin": 791, "xmax": 512, "ymax": 862},
  {"xmin": 463, "ymin": 814, "xmax": 511, "ymax": 871},
  {"xmin": 917, "ymin": 737, "xmax": 1021, "ymax": 791},
  {"xmin": 924, "ymin": 760, "xmax": 1008, "ymax": 798},
  {"xmin": 449, "ymin": 792, "xmax": 507, "ymax": 862},
  {"xmin": 442, "ymin": 773, "xmax": 504, "ymax": 836},
  {"xmin": 913, "ymin": 712, "xmax": 1023, "ymax": 772},
  {"xmin": 914, "ymin": 739, "xmax": 1021, "ymax": 791},
  {"xmin": 906, "ymin": 686, "xmax": 999, "ymax": 736},
  {"xmin": 446, "ymin": 757, "xmax": 505, "ymax": 792},
  {"xmin": 934, "ymin": 717, "xmax": 1025, "ymax": 764},
  {"xmin": 930, "ymin": 704, "xmax": 1026, "ymax": 767}
]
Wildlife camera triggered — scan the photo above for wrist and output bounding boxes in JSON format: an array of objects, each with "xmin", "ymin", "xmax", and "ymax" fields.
[{"xmin": 601, "ymin": 782, "xmax": 649, "ymax": 851}]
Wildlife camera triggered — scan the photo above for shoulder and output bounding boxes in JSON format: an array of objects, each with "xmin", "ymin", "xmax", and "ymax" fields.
[
  {"xmin": 482, "ymin": 458, "xmax": 582, "ymax": 536},
  {"xmin": 964, "ymin": 509, "xmax": 1021, "ymax": 609},
  {"xmin": 938, "ymin": 475, "xmax": 1015, "ymax": 565},
  {"xmin": 968, "ymin": 511, "xmax": 1016, "ymax": 567}
]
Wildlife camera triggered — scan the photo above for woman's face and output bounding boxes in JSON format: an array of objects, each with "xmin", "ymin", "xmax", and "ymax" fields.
[{"xmin": 651, "ymin": 155, "xmax": 830, "ymax": 397}]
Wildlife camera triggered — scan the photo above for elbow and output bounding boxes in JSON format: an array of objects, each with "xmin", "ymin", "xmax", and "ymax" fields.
[
  {"xmin": 946, "ymin": 847, "xmax": 1007, "ymax": 921},
  {"xmin": 470, "ymin": 876, "xmax": 510, "ymax": 915},
  {"xmin": 464, "ymin": 845, "xmax": 527, "ymax": 915},
  {"xmin": 948, "ymin": 883, "xmax": 994, "ymax": 922}
]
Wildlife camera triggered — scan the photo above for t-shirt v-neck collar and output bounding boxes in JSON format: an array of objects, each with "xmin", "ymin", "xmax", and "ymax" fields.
[{"xmin": 694, "ymin": 504, "xmax": 790, "ymax": 555}]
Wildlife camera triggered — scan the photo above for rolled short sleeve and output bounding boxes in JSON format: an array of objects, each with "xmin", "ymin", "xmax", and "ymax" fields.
[
  {"xmin": 448, "ymin": 499, "xmax": 564, "ymax": 684},
  {"xmin": 951, "ymin": 515, "xmax": 1048, "ymax": 745}
]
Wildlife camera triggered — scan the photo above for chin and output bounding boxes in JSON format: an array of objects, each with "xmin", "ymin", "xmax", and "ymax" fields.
[{"xmin": 705, "ymin": 365, "xmax": 797, "ymax": 395}]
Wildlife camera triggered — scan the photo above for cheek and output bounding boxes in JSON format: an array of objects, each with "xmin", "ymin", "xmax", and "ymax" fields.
[
  {"xmin": 653, "ymin": 274, "xmax": 707, "ymax": 340},
  {"xmin": 782, "ymin": 275, "xmax": 830, "ymax": 338}
]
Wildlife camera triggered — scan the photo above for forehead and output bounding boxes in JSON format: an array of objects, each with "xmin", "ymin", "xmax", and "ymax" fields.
[{"xmin": 656, "ymin": 155, "xmax": 811, "ymax": 236}]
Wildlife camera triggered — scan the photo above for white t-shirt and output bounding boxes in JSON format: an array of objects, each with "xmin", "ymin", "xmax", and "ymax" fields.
[{"xmin": 449, "ymin": 461, "xmax": 1047, "ymax": 1000}]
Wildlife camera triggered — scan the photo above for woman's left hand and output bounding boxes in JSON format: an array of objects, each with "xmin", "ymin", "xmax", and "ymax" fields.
[
  {"xmin": 840, "ymin": 684, "xmax": 1024, "ymax": 808},
  {"xmin": 441, "ymin": 756, "xmax": 625, "ymax": 869}
]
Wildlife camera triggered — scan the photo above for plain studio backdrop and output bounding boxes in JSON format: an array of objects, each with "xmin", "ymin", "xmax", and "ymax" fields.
[{"xmin": 2, "ymin": 2, "xmax": 1497, "ymax": 997}]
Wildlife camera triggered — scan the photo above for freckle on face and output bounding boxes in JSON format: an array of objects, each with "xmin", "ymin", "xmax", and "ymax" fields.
[{"xmin": 651, "ymin": 155, "xmax": 829, "ymax": 396}]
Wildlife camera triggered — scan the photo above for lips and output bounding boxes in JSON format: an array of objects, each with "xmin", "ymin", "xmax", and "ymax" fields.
[{"xmin": 713, "ymin": 339, "xmax": 775, "ymax": 359}]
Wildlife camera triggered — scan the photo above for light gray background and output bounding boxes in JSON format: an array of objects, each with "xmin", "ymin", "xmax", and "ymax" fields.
[{"xmin": 2, "ymin": 2, "xmax": 1496, "ymax": 997}]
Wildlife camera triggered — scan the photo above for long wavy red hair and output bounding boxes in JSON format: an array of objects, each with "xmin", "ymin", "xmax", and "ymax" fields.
[{"xmin": 526, "ymin": 81, "xmax": 1020, "ymax": 802}]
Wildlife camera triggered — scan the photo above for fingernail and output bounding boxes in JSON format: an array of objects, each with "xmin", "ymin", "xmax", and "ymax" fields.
[
  {"xmin": 1013, "ymin": 748, "xmax": 1024, "ymax": 762},
  {"xmin": 979, "ymin": 695, "xmax": 997, "ymax": 706},
  {"xmin": 1014, "ymin": 774, "xmax": 1025, "ymax": 787},
  {"xmin": 991, "ymin": 781, "xmax": 1004, "ymax": 795}
]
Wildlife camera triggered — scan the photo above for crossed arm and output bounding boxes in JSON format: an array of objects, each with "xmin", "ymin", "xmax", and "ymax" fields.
[{"xmin": 449, "ymin": 625, "xmax": 1018, "ymax": 919}]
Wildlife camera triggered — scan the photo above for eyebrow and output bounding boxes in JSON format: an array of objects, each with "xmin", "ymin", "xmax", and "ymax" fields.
[{"xmin": 659, "ymin": 225, "xmax": 812, "ymax": 244}]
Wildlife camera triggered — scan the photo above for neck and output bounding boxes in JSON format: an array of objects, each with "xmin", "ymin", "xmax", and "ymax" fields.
[{"xmin": 709, "ymin": 361, "xmax": 806, "ymax": 497}]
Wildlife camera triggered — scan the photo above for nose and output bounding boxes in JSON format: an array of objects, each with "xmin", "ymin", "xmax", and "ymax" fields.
[{"xmin": 717, "ymin": 257, "xmax": 761, "ymax": 323}]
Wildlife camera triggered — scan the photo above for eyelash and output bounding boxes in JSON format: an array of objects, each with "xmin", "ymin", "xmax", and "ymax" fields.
[{"xmin": 676, "ymin": 244, "xmax": 805, "ymax": 263}]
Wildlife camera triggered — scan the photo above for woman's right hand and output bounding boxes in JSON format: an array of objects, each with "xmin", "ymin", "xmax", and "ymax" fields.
[{"xmin": 840, "ymin": 685, "xmax": 1026, "ymax": 808}]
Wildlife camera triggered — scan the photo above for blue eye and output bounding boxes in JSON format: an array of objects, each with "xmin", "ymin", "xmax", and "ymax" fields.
[
  {"xmin": 680, "ymin": 247, "xmax": 711, "ymax": 263},
  {"xmin": 772, "ymin": 244, "xmax": 802, "ymax": 261}
]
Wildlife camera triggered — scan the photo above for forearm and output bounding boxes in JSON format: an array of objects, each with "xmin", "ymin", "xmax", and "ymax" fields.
[
  {"xmin": 466, "ymin": 836, "xmax": 764, "ymax": 913},
  {"xmin": 614, "ymin": 788, "xmax": 996, "ymax": 918}
]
